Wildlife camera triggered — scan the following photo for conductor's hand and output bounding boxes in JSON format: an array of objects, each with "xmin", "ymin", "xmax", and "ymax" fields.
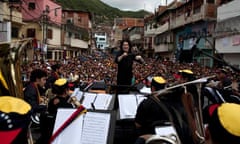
[
  {"xmin": 136, "ymin": 55, "xmax": 145, "ymax": 64},
  {"xmin": 118, "ymin": 52, "xmax": 128, "ymax": 62},
  {"xmin": 122, "ymin": 52, "xmax": 128, "ymax": 57},
  {"xmin": 135, "ymin": 55, "xmax": 142, "ymax": 60}
]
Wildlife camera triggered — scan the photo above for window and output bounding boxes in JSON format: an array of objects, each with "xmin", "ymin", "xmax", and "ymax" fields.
[
  {"xmin": 99, "ymin": 38, "xmax": 105, "ymax": 41},
  {"xmin": 27, "ymin": 28, "xmax": 35, "ymax": 37},
  {"xmin": 28, "ymin": 2, "xmax": 35, "ymax": 10},
  {"xmin": 68, "ymin": 32, "xmax": 72, "ymax": 38},
  {"xmin": 45, "ymin": 5, "xmax": 50, "ymax": 13},
  {"xmin": 55, "ymin": 9, "xmax": 58, "ymax": 16},
  {"xmin": 78, "ymin": 17, "xmax": 81, "ymax": 22},
  {"xmin": 75, "ymin": 33, "xmax": 81, "ymax": 39},
  {"xmin": 47, "ymin": 51, "xmax": 52, "ymax": 59},
  {"xmin": 47, "ymin": 29, "xmax": 53, "ymax": 39},
  {"xmin": 200, "ymin": 57, "xmax": 211, "ymax": 67},
  {"xmin": 12, "ymin": 27, "xmax": 19, "ymax": 38},
  {"xmin": 207, "ymin": 0, "xmax": 215, "ymax": 3}
]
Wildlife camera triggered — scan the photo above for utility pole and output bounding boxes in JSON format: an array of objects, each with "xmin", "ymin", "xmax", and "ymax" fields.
[{"xmin": 42, "ymin": 10, "xmax": 49, "ymax": 61}]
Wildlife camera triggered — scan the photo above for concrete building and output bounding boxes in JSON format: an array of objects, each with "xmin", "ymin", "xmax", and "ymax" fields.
[
  {"xmin": 215, "ymin": 0, "xmax": 240, "ymax": 68},
  {"xmin": 110, "ymin": 18, "xmax": 144, "ymax": 50},
  {"xmin": 21, "ymin": 0, "xmax": 62, "ymax": 60},
  {"xmin": 62, "ymin": 9, "xmax": 92, "ymax": 59},
  {"xmin": 144, "ymin": 0, "xmax": 218, "ymax": 66},
  {"xmin": 0, "ymin": 1, "xmax": 31, "ymax": 62},
  {"xmin": 94, "ymin": 32, "xmax": 108, "ymax": 50}
]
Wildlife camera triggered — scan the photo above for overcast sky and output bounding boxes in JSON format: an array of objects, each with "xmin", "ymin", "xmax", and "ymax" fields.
[{"xmin": 101, "ymin": 0, "xmax": 175, "ymax": 13}]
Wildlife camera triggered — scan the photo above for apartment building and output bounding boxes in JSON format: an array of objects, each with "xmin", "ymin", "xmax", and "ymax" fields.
[
  {"xmin": 144, "ymin": 0, "xmax": 218, "ymax": 66},
  {"xmin": 62, "ymin": 9, "xmax": 92, "ymax": 59},
  {"xmin": 110, "ymin": 17, "xmax": 144, "ymax": 50},
  {"xmin": 215, "ymin": 0, "xmax": 240, "ymax": 68},
  {"xmin": 21, "ymin": 0, "xmax": 62, "ymax": 60}
]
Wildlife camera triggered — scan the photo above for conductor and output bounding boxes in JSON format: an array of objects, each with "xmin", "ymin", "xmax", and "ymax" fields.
[{"xmin": 115, "ymin": 39, "xmax": 145, "ymax": 94}]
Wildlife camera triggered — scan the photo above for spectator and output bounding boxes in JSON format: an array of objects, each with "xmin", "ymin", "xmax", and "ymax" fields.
[{"xmin": 45, "ymin": 64, "xmax": 62, "ymax": 89}]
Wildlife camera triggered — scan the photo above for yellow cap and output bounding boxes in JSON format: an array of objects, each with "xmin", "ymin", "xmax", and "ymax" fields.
[
  {"xmin": 179, "ymin": 69, "xmax": 193, "ymax": 74},
  {"xmin": 152, "ymin": 76, "xmax": 166, "ymax": 84},
  {"xmin": 0, "ymin": 96, "xmax": 31, "ymax": 115},
  {"xmin": 54, "ymin": 78, "xmax": 67, "ymax": 86},
  {"xmin": 218, "ymin": 103, "xmax": 240, "ymax": 137}
]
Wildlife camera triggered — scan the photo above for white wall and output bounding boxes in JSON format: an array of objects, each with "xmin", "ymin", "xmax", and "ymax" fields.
[
  {"xmin": 47, "ymin": 26, "xmax": 61, "ymax": 46},
  {"xmin": 217, "ymin": 0, "xmax": 240, "ymax": 21},
  {"xmin": 0, "ymin": 22, "xmax": 11, "ymax": 42},
  {"xmin": 215, "ymin": 35, "xmax": 240, "ymax": 53}
]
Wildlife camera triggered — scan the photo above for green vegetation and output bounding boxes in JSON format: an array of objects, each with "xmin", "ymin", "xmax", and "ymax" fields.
[{"xmin": 56, "ymin": 0, "xmax": 151, "ymax": 24}]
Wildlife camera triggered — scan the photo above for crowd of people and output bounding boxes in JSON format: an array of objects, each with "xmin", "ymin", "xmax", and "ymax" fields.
[{"xmin": 18, "ymin": 39, "xmax": 240, "ymax": 144}]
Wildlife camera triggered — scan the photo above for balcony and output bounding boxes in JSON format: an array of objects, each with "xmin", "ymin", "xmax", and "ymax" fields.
[
  {"xmin": 145, "ymin": 22, "xmax": 170, "ymax": 36},
  {"xmin": 154, "ymin": 43, "xmax": 174, "ymax": 53},
  {"xmin": 130, "ymin": 34, "xmax": 141, "ymax": 41},
  {"xmin": 171, "ymin": 4, "xmax": 217, "ymax": 29}
]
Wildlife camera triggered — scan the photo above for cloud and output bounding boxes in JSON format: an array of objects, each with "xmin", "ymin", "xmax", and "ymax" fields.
[
  {"xmin": 101, "ymin": 0, "xmax": 174, "ymax": 13},
  {"xmin": 101, "ymin": 0, "xmax": 173, "ymax": 12},
  {"xmin": 101, "ymin": 0, "xmax": 154, "ymax": 12}
]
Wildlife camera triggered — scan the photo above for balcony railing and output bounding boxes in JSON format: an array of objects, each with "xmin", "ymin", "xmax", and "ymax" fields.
[
  {"xmin": 170, "ymin": 4, "xmax": 216, "ymax": 29},
  {"xmin": 154, "ymin": 43, "xmax": 174, "ymax": 52}
]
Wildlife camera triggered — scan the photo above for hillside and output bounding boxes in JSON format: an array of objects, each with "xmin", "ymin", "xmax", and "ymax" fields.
[{"xmin": 56, "ymin": 0, "xmax": 151, "ymax": 25}]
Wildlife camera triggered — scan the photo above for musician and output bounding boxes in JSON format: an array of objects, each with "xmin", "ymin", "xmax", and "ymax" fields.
[
  {"xmin": 215, "ymin": 68, "xmax": 232, "ymax": 89},
  {"xmin": 0, "ymin": 96, "xmax": 32, "ymax": 144},
  {"xmin": 178, "ymin": 69, "xmax": 198, "ymax": 102},
  {"xmin": 45, "ymin": 64, "xmax": 62, "ymax": 89},
  {"xmin": 206, "ymin": 68, "xmax": 236, "ymax": 103},
  {"xmin": 37, "ymin": 78, "xmax": 74, "ymax": 144},
  {"xmin": 115, "ymin": 39, "xmax": 145, "ymax": 94},
  {"xmin": 24, "ymin": 69, "xmax": 48, "ymax": 114},
  {"xmin": 204, "ymin": 103, "xmax": 240, "ymax": 144},
  {"xmin": 47, "ymin": 78, "xmax": 74, "ymax": 115},
  {"xmin": 162, "ymin": 69, "xmax": 197, "ymax": 144},
  {"xmin": 135, "ymin": 76, "xmax": 169, "ymax": 136}
]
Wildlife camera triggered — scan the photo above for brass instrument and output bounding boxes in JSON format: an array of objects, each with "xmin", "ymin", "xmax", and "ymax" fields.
[
  {"xmin": 0, "ymin": 38, "xmax": 33, "ymax": 98},
  {"xmin": 152, "ymin": 75, "xmax": 215, "ymax": 144}
]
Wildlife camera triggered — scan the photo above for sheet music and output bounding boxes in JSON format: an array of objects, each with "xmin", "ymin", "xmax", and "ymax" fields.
[
  {"xmin": 52, "ymin": 108, "xmax": 84, "ymax": 144},
  {"xmin": 139, "ymin": 86, "xmax": 151, "ymax": 94},
  {"xmin": 71, "ymin": 88, "xmax": 80, "ymax": 97},
  {"xmin": 52, "ymin": 109, "xmax": 111, "ymax": 144},
  {"xmin": 155, "ymin": 126, "xmax": 177, "ymax": 136},
  {"xmin": 136, "ymin": 94, "xmax": 147, "ymax": 105},
  {"xmin": 76, "ymin": 91, "xmax": 83, "ymax": 102},
  {"xmin": 81, "ymin": 112, "xmax": 111, "ymax": 144},
  {"xmin": 118, "ymin": 94, "xmax": 138, "ymax": 119},
  {"xmin": 94, "ymin": 93, "xmax": 112, "ymax": 110},
  {"xmin": 82, "ymin": 92, "xmax": 97, "ymax": 109}
]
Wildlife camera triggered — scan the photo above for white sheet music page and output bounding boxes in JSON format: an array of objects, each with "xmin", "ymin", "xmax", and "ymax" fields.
[
  {"xmin": 82, "ymin": 92, "xmax": 97, "ymax": 109},
  {"xmin": 155, "ymin": 126, "xmax": 177, "ymax": 136},
  {"xmin": 118, "ymin": 94, "xmax": 138, "ymax": 119},
  {"xmin": 71, "ymin": 88, "xmax": 80, "ymax": 97},
  {"xmin": 52, "ymin": 108, "xmax": 84, "ymax": 144},
  {"xmin": 94, "ymin": 93, "xmax": 112, "ymax": 110},
  {"xmin": 136, "ymin": 94, "xmax": 147, "ymax": 105},
  {"xmin": 139, "ymin": 86, "xmax": 151, "ymax": 94},
  {"xmin": 76, "ymin": 90, "xmax": 83, "ymax": 101},
  {"xmin": 81, "ymin": 112, "xmax": 111, "ymax": 144}
]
